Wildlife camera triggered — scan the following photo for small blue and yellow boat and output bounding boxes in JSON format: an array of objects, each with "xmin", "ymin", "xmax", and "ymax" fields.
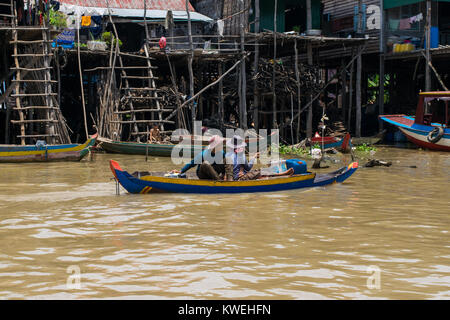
[
  {"xmin": 110, "ymin": 160, "xmax": 358, "ymax": 194},
  {"xmin": 0, "ymin": 134, "xmax": 98, "ymax": 163}
]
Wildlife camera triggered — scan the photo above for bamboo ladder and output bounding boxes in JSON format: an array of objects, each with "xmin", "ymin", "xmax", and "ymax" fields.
[
  {"xmin": 107, "ymin": 6, "xmax": 173, "ymax": 143},
  {"xmin": 8, "ymin": 1, "xmax": 66, "ymax": 145}
]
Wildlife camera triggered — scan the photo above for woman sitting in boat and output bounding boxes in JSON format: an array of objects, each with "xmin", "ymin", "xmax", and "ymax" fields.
[
  {"xmin": 226, "ymin": 135, "xmax": 261, "ymax": 181},
  {"xmin": 172, "ymin": 135, "xmax": 232, "ymax": 180}
]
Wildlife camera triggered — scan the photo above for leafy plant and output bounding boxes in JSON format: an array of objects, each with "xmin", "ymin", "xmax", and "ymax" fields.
[
  {"xmin": 101, "ymin": 32, "xmax": 123, "ymax": 47},
  {"xmin": 45, "ymin": 9, "xmax": 67, "ymax": 28},
  {"xmin": 355, "ymin": 143, "xmax": 377, "ymax": 152},
  {"xmin": 367, "ymin": 73, "xmax": 390, "ymax": 104},
  {"xmin": 276, "ymin": 144, "xmax": 310, "ymax": 157}
]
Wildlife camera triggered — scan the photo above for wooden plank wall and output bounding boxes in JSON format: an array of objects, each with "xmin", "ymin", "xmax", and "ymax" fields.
[
  {"xmin": 222, "ymin": 0, "xmax": 251, "ymax": 35},
  {"xmin": 321, "ymin": 0, "xmax": 382, "ymax": 61}
]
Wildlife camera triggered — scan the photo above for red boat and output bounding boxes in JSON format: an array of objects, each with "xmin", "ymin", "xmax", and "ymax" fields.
[{"xmin": 310, "ymin": 132, "xmax": 352, "ymax": 153}]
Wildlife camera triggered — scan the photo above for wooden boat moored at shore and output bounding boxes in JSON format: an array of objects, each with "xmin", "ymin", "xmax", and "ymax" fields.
[
  {"xmin": 110, "ymin": 160, "xmax": 358, "ymax": 194},
  {"xmin": 97, "ymin": 137, "xmax": 205, "ymax": 157},
  {"xmin": 310, "ymin": 132, "xmax": 352, "ymax": 152},
  {"xmin": 380, "ymin": 92, "xmax": 450, "ymax": 151},
  {"xmin": 0, "ymin": 133, "xmax": 98, "ymax": 163}
]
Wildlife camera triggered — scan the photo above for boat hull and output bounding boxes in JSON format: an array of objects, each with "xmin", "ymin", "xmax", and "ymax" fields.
[
  {"xmin": 311, "ymin": 133, "xmax": 352, "ymax": 152},
  {"xmin": 110, "ymin": 160, "xmax": 358, "ymax": 194},
  {"xmin": 0, "ymin": 134, "xmax": 98, "ymax": 163},
  {"xmin": 380, "ymin": 115, "xmax": 450, "ymax": 151},
  {"xmin": 98, "ymin": 137, "xmax": 204, "ymax": 157}
]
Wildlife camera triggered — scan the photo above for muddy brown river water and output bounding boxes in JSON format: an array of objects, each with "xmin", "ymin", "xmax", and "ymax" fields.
[{"xmin": 0, "ymin": 147, "xmax": 448, "ymax": 299}]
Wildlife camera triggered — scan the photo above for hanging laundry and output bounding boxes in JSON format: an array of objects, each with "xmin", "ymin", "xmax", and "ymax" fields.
[
  {"xmin": 81, "ymin": 15, "xmax": 91, "ymax": 27},
  {"xmin": 409, "ymin": 13, "xmax": 423, "ymax": 24},
  {"xmin": 66, "ymin": 15, "xmax": 76, "ymax": 29},
  {"xmin": 399, "ymin": 18, "xmax": 411, "ymax": 30},
  {"xmin": 91, "ymin": 15, "xmax": 102, "ymax": 26},
  {"xmin": 217, "ymin": 19, "xmax": 224, "ymax": 37},
  {"xmin": 389, "ymin": 19, "xmax": 400, "ymax": 30}
]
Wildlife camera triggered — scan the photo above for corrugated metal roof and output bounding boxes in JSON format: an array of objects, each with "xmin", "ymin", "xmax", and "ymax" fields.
[
  {"xmin": 108, "ymin": 9, "xmax": 213, "ymax": 22},
  {"xmin": 59, "ymin": 0, "xmax": 195, "ymax": 11}
]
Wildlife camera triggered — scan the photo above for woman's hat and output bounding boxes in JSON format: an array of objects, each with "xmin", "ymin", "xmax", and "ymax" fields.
[{"xmin": 226, "ymin": 135, "xmax": 247, "ymax": 150}]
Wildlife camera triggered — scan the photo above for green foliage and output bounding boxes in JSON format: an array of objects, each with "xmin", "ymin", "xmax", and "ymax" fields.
[
  {"xmin": 355, "ymin": 143, "xmax": 377, "ymax": 152},
  {"xmin": 312, "ymin": 143, "xmax": 320, "ymax": 149},
  {"xmin": 45, "ymin": 9, "xmax": 67, "ymax": 28},
  {"xmin": 101, "ymin": 32, "xmax": 123, "ymax": 47},
  {"xmin": 277, "ymin": 144, "xmax": 310, "ymax": 157},
  {"xmin": 367, "ymin": 73, "xmax": 391, "ymax": 104}
]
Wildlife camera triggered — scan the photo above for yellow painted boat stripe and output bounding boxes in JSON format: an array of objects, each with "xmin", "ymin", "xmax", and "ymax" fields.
[
  {"xmin": 419, "ymin": 92, "xmax": 450, "ymax": 96},
  {"xmin": 140, "ymin": 173, "xmax": 316, "ymax": 187},
  {"xmin": 0, "ymin": 137, "xmax": 93, "ymax": 157}
]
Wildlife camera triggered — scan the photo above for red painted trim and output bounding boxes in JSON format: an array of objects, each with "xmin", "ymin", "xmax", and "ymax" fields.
[
  {"xmin": 110, "ymin": 160, "xmax": 122, "ymax": 179},
  {"xmin": 311, "ymin": 136, "xmax": 338, "ymax": 143},
  {"xmin": 415, "ymin": 97, "xmax": 425, "ymax": 124},
  {"xmin": 341, "ymin": 133, "xmax": 351, "ymax": 152},
  {"xmin": 404, "ymin": 133, "xmax": 450, "ymax": 151}
]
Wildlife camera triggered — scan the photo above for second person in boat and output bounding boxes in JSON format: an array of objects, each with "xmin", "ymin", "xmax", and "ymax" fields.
[{"xmin": 226, "ymin": 135, "xmax": 261, "ymax": 181}]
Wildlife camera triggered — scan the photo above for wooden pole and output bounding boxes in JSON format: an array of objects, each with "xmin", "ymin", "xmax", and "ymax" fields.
[
  {"xmin": 355, "ymin": 0, "xmax": 363, "ymax": 138},
  {"xmin": 348, "ymin": 55, "xmax": 354, "ymax": 131},
  {"xmin": 294, "ymin": 39, "xmax": 301, "ymax": 142},
  {"xmin": 425, "ymin": 0, "xmax": 431, "ymax": 92},
  {"xmin": 379, "ymin": 54, "xmax": 385, "ymax": 130},
  {"xmin": 379, "ymin": 0, "xmax": 385, "ymax": 131},
  {"xmin": 239, "ymin": 0, "xmax": 247, "ymax": 130},
  {"xmin": 186, "ymin": 0, "xmax": 195, "ymax": 124},
  {"xmin": 2, "ymin": 40, "xmax": 10, "ymax": 144},
  {"xmin": 77, "ymin": 21, "xmax": 89, "ymax": 139},
  {"xmin": 253, "ymin": 0, "xmax": 260, "ymax": 131},
  {"xmin": 218, "ymin": 62, "xmax": 224, "ymax": 130},
  {"xmin": 11, "ymin": 1, "xmax": 25, "ymax": 145},
  {"xmin": 306, "ymin": 45, "xmax": 313, "ymax": 139},
  {"xmin": 341, "ymin": 59, "xmax": 347, "ymax": 125},
  {"xmin": 272, "ymin": 0, "xmax": 277, "ymax": 129},
  {"xmin": 146, "ymin": 125, "xmax": 149, "ymax": 162},
  {"xmin": 306, "ymin": 0, "xmax": 313, "ymax": 138}
]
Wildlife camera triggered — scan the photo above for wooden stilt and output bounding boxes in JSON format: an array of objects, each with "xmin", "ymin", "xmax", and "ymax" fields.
[
  {"xmin": 294, "ymin": 39, "xmax": 301, "ymax": 142},
  {"xmin": 239, "ymin": 0, "xmax": 247, "ymax": 130},
  {"xmin": 379, "ymin": 54, "xmax": 385, "ymax": 131},
  {"xmin": 348, "ymin": 56, "xmax": 354, "ymax": 131},
  {"xmin": 425, "ymin": 0, "xmax": 431, "ymax": 92},
  {"xmin": 186, "ymin": 0, "xmax": 195, "ymax": 125},
  {"xmin": 355, "ymin": 0, "xmax": 363, "ymax": 138},
  {"xmin": 272, "ymin": 0, "xmax": 278, "ymax": 129},
  {"xmin": 253, "ymin": 0, "xmax": 260, "ymax": 131},
  {"xmin": 218, "ymin": 62, "xmax": 224, "ymax": 130},
  {"xmin": 341, "ymin": 59, "xmax": 347, "ymax": 125}
]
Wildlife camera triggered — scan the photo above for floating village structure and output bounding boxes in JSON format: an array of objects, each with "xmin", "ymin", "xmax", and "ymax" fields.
[{"xmin": 0, "ymin": 0, "xmax": 449, "ymax": 147}]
